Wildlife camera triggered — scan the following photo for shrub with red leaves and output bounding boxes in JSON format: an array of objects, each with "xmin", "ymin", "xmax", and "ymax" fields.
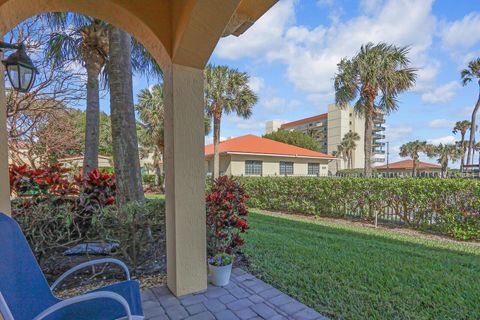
[
  {"xmin": 10, "ymin": 164, "xmax": 116, "ymax": 235},
  {"xmin": 9, "ymin": 163, "xmax": 77, "ymax": 198},
  {"xmin": 206, "ymin": 176, "xmax": 250, "ymax": 255},
  {"xmin": 75, "ymin": 169, "xmax": 116, "ymax": 208}
]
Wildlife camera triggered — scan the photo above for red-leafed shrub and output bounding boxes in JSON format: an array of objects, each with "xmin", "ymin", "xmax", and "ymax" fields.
[
  {"xmin": 74, "ymin": 169, "xmax": 116, "ymax": 232},
  {"xmin": 10, "ymin": 164, "xmax": 117, "ymax": 246},
  {"xmin": 9, "ymin": 163, "xmax": 77, "ymax": 198},
  {"xmin": 75, "ymin": 169, "xmax": 116, "ymax": 208},
  {"xmin": 206, "ymin": 176, "xmax": 250, "ymax": 255}
]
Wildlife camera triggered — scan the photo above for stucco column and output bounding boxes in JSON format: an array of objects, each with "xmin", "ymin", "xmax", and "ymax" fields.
[
  {"xmin": 0, "ymin": 51, "xmax": 10, "ymax": 216},
  {"xmin": 163, "ymin": 63, "xmax": 206, "ymax": 296}
]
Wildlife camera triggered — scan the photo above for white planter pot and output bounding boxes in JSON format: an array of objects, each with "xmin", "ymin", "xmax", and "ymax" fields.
[{"xmin": 209, "ymin": 263, "xmax": 233, "ymax": 286}]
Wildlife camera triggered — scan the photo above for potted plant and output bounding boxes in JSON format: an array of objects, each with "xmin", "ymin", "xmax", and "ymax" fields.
[
  {"xmin": 206, "ymin": 176, "xmax": 250, "ymax": 286},
  {"xmin": 208, "ymin": 252, "xmax": 233, "ymax": 286}
]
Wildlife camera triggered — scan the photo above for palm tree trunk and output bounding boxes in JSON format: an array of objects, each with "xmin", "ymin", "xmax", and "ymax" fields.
[
  {"xmin": 213, "ymin": 108, "xmax": 221, "ymax": 179},
  {"xmin": 83, "ymin": 61, "xmax": 101, "ymax": 177},
  {"xmin": 153, "ymin": 148, "xmax": 161, "ymax": 186},
  {"xmin": 364, "ymin": 99, "xmax": 374, "ymax": 177},
  {"xmin": 460, "ymin": 134, "xmax": 465, "ymax": 172},
  {"xmin": 108, "ymin": 26, "xmax": 144, "ymax": 205},
  {"xmin": 412, "ymin": 158, "xmax": 417, "ymax": 177},
  {"xmin": 467, "ymin": 82, "xmax": 480, "ymax": 165}
]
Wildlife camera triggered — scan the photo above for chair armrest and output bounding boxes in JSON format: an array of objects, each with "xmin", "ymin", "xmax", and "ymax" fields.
[
  {"xmin": 32, "ymin": 291, "xmax": 132, "ymax": 320},
  {"xmin": 50, "ymin": 258, "xmax": 131, "ymax": 291}
]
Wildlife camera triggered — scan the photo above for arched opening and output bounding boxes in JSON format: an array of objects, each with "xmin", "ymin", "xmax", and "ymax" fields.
[{"xmin": 0, "ymin": 0, "xmax": 277, "ymax": 300}]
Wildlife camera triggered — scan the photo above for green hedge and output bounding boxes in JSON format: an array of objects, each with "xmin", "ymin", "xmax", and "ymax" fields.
[{"xmin": 237, "ymin": 177, "xmax": 480, "ymax": 240}]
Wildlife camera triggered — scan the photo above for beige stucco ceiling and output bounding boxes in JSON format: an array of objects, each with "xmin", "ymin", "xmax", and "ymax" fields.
[{"xmin": 0, "ymin": 0, "xmax": 277, "ymax": 70}]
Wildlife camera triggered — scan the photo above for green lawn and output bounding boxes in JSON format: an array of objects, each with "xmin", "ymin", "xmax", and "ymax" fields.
[
  {"xmin": 243, "ymin": 211, "xmax": 480, "ymax": 320},
  {"xmin": 145, "ymin": 193, "xmax": 165, "ymax": 200}
]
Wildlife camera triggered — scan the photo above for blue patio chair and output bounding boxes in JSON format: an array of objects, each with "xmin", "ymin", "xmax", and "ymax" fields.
[{"xmin": 0, "ymin": 212, "xmax": 144, "ymax": 320}]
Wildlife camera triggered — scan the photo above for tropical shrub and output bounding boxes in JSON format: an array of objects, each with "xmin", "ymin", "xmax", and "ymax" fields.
[
  {"xmin": 9, "ymin": 163, "xmax": 76, "ymax": 197},
  {"xmin": 12, "ymin": 197, "xmax": 166, "ymax": 271},
  {"xmin": 93, "ymin": 199, "xmax": 166, "ymax": 272},
  {"xmin": 10, "ymin": 164, "xmax": 117, "ymax": 257},
  {"xmin": 206, "ymin": 176, "xmax": 250, "ymax": 255},
  {"xmin": 238, "ymin": 177, "xmax": 480, "ymax": 240}
]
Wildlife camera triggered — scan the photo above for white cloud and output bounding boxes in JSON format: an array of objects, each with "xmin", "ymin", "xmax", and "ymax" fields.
[
  {"xmin": 217, "ymin": 0, "xmax": 437, "ymax": 96},
  {"xmin": 385, "ymin": 125, "xmax": 413, "ymax": 141},
  {"xmin": 262, "ymin": 97, "xmax": 301, "ymax": 114},
  {"xmin": 248, "ymin": 76, "xmax": 265, "ymax": 93},
  {"xmin": 360, "ymin": 0, "xmax": 385, "ymax": 14},
  {"xmin": 236, "ymin": 120, "xmax": 266, "ymax": 130},
  {"xmin": 421, "ymin": 81, "xmax": 460, "ymax": 104},
  {"xmin": 428, "ymin": 118, "xmax": 455, "ymax": 128},
  {"xmin": 441, "ymin": 12, "xmax": 480, "ymax": 51},
  {"xmin": 427, "ymin": 135, "xmax": 456, "ymax": 145}
]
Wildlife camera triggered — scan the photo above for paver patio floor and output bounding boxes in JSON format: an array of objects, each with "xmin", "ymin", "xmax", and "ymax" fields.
[{"xmin": 141, "ymin": 268, "xmax": 328, "ymax": 320}]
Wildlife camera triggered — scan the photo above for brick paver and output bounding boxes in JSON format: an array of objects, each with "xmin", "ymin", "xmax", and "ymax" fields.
[{"xmin": 141, "ymin": 268, "xmax": 328, "ymax": 320}]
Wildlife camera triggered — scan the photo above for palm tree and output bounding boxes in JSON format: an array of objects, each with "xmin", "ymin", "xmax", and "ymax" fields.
[
  {"xmin": 205, "ymin": 65, "xmax": 258, "ymax": 179},
  {"xmin": 45, "ymin": 13, "xmax": 161, "ymax": 179},
  {"xmin": 399, "ymin": 140, "xmax": 427, "ymax": 177},
  {"xmin": 336, "ymin": 144, "xmax": 348, "ymax": 171},
  {"xmin": 108, "ymin": 26, "xmax": 144, "ymax": 204},
  {"xmin": 334, "ymin": 42, "xmax": 417, "ymax": 177},
  {"xmin": 452, "ymin": 120, "xmax": 471, "ymax": 171},
  {"xmin": 461, "ymin": 58, "xmax": 480, "ymax": 165},
  {"xmin": 136, "ymin": 84, "xmax": 165, "ymax": 186},
  {"xmin": 136, "ymin": 84, "xmax": 212, "ymax": 186},
  {"xmin": 46, "ymin": 15, "xmax": 109, "ymax": 177},
  {"xmin": 341, "ymin": 131, "xmax": 360, "ymax": 169},
  {"xmin": 427, "ymin": 144, "xmax": 461, "ymax": 178}
]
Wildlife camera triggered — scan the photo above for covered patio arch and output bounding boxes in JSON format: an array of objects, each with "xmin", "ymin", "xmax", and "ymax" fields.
[{"xmin": 0, "ymin": 0, "xmax": 276, "ymax": 297}]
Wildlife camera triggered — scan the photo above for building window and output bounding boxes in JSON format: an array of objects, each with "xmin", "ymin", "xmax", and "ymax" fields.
[
  {"xmin": 308, "ymin": 163, "xmax": 320, "ymax": 175},
  {"xmin": 245, "ymin": 160, "xmax": 262, "ymax": 176},
  {"xmin": 279, "ymin": 161, "xmax": 294, "ymax": 176}
]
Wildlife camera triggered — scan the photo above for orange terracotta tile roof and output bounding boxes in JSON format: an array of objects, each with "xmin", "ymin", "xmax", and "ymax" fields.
[
  {"xmin": 280, "ymin": 113, "xmax": 328, "ymax": 129},
  {"xmin": 375, "ymin": 159, "xmax": 441, "ymax": 170},
  {"xmin": 205, "ymin": 135, "xmax": 335, "ymax": 159}
]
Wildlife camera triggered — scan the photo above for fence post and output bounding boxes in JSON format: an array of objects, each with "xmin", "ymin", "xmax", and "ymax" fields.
[{"xmin": 374, "ymin": 211, "xmax": 378, "ymax": 228}]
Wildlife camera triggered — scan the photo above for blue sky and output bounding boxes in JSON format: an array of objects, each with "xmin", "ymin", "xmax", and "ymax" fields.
[{"xmin": 128, "ymin": 0, "xmax": 480, "ymax": 163}]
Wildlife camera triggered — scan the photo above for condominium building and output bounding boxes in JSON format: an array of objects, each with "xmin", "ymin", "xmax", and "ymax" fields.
[{"xmin": 265, "ymin": 104, "xmax": 386, "ymax": 172}]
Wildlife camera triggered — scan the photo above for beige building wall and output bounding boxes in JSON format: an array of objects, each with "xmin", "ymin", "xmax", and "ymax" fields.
[
  {"xmin": 205, "ymin": 155, "xmax": 231, "ymax": 176},
  {"xmin": 327, "ymin": 104, "xmax": 350, "ymax": 172},
  {"xmin": 349, "ymin": 109, "xmax": 365, "ymax": 169},
  {"xmin": 214, "ymin": 154, "xmax": 330, "ymax": 176},
  {"xmin": 265, "ymin": 120, "xmax": 282, "ymax": 134}
]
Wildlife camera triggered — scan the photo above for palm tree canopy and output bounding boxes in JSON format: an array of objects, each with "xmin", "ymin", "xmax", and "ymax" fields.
[
  {"xmin": 461, "ymin": 58, "xmax": 480, "ymax": 86},
  {"xmin": 453, "ymin": 120, "xmax": 472, "ymax": 135},
  {"xmin": 44, "ymin": 13, "xmax": 162, "ymax": 88},
  {"xmin": 427, "ymin": 143, "xmax": 461, "ymax": 165},
  {"xmin": 334, "ymin": 42, "xmax": 417, "ymax": 116},
  {"xmin": 399, "ymin": 140, "xmax": 427, "ymax": 160},
  {"xmin": 136, "ymin": 84, "xmax": 165, "ymax": 149},
  {"xmin": 342, "ymin": 131, "xmax": 360, "ymax": 148},
  {"xmin": 204, "ymin": 64, "xmax": 258, "ymax": 119}
]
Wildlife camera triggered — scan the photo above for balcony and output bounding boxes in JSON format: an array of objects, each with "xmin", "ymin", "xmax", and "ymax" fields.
[
  {"xmin": 373, "ymin": 149, "xmax": 386, "ymax": 154},
  {"xmin": 373, "ymin": 116, "xmax": 385, "ymax": 124},
  {"xmin": 373, "ymin": 124, "xmax": 385, "ymax": 131},
  {"xmin": 373, "ymin": 133, "xmax": 385, "ymax": 140}
]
